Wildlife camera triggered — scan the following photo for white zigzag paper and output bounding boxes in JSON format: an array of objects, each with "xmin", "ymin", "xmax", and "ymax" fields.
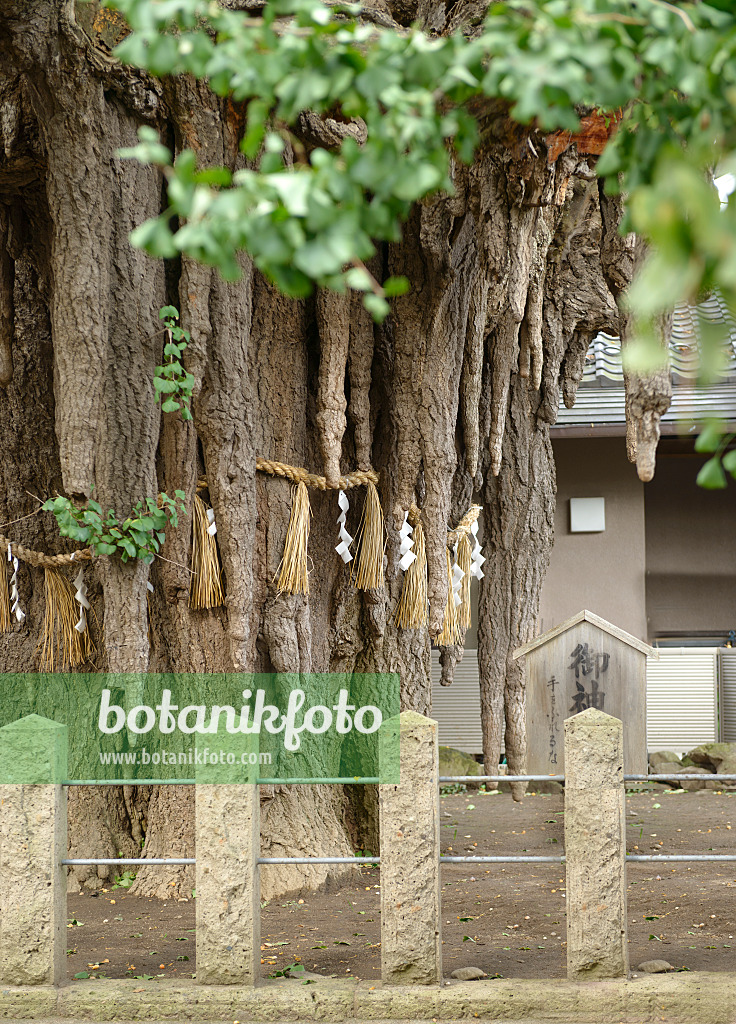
[
  {"xmin": 335, "ymin": 489, "xmax": 353, "ymax": 563},
  {"xmin": 451, "ymin": 543, "xmax": 464, "ymax": 608},
  {"xmin": 470, "ymin": 519, "xmax": 485, "ymax": 580},
  {"xmin": 7, "ymin": 543, "xmax": 25, "ymax": 624},
  {"xmin": 398, "ymin": 511, "xmax": 416, "ymax": 571},
  {"xmin": 73, "ymin": 567, "xmax": 91, "ymax": 634}
]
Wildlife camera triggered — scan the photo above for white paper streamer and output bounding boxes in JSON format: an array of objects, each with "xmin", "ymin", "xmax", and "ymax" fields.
[
  {"xmin": 73, "ymin": 567, "xmax": 91, "ymax": 634},
  {"xmin": 206, "ymin": 507, "xmax": 217, "ymax": 537},
  {"xmin": 451, "ymin": 542, "xmax": 464, "ymax": 608},
  {"xmin": 335, "ymin": 490, "xmax": 354, "ymax": 563},
  {"xmin": 469, "ymin": 519, "xmax": 485, "ymax": 580},
  {"xmin": 398, "ymin": 511, "xmax": 416, "ymax": 571},
  {"xmin": 7, "ymin": 544, "xmax": 25, "ymax": 624},
  {"xmin": 147, "ymin": 581, "xmax": 154, "ymax": 593}
]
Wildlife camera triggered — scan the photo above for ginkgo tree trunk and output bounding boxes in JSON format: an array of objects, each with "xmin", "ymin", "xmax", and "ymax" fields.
[{"xmin": 0, "ymin": 0, "xmax": 680, "ymax": 897}]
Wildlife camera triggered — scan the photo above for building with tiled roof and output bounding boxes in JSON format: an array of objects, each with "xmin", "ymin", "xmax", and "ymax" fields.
[
  {"xmin": 432, "ymin": 300, "xmax": 736, "ymax": 756},
  {"xmin": 553, "ymin": 297, "xmax": 736, "ymax": 437}
]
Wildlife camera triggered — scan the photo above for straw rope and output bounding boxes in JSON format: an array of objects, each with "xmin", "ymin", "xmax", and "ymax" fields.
[
  {"xmin": 446, "ymin": 504, "xmax": 482, "ymax": 548},
  {"xmin": 0, "ymin": 533, "xmax": 93, "ymax": 568},
  {"xmin": 0, "ymin": 460, "xmax": 375, "ymax": 573},
  {"xmin": 255, "ymin": 459, "xmax": 379, "ymax": 491}
]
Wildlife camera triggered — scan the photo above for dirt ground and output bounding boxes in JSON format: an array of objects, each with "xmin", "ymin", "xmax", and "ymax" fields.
[{"xmin": 66, "ymin": 786, "xmax": 736, "ymax": 982}]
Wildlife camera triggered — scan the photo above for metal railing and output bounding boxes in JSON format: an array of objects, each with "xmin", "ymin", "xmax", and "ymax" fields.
[
  {"xmin": 438, "ymin": 772, "xmax": 736, "ymax": 864},
  {"xmin": 62, "ymin": 771, "xmax": 736, "ymax": 867}
]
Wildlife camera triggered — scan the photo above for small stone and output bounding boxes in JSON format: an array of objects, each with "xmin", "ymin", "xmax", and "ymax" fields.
[
  {"xmin": 450, "ymin": 967, "xmax": 487, "ymax": 981},
  {"xmin": 636, "ymin": 960, "xmax": 673, "ymax": 973}
]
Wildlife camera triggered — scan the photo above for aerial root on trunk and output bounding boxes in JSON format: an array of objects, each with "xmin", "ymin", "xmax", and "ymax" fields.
[
  {"xmin": 316, "ymin": 288, "xmax": 351, "ymax": 488},
  {"xmin": 348, "ymin": 290, "xmax": 376, "ymax": 470},
  {"xmin": 489, "ymin": 319, "xmax": 518, "ymax": 477},
  {"xmin": 626, "ymin": 367, "xmax": 672, "ymax": 482},
  {"xmin": 519, "ymin": 210, "xmax": 553, "ymax": 392},
  {"xmin": 624, "ymin": 308, "xmax": 672, "ymax": 482},
  {"xmin": 438, "ymin": 643, "xmax": 464, "ymax": 687},
  {"xmin": 561, "ymin": 330, "xmax": 594, "ymax": 409},
  {"xmin": 461, "ymin": 279, "xmax": 487, "ymax": 478},
  {"xmin": 0, "ymin": 207, "xmax": 13, "ymax": 387}
]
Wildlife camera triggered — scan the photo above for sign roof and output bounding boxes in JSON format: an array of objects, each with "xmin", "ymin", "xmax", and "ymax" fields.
[{"xmin": 512, "ymin": 609, "xmax": 659, "ymax": 661}]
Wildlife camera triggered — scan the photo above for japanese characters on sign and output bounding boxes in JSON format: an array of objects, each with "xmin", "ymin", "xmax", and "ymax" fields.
[
  {"xmin": 547, "ymin": 675, "xmax": 560, "ymax": 765},
  {"xmin": 546, "ymin": 642, "xmax": 610, "ymax": 763},
  {"xmin": 568, "ymin": 641, "xmax": 608, "ymax": 713},
  {"xmin": 519, "ymin": 612, "xmax": 652, "ymax": 775}
]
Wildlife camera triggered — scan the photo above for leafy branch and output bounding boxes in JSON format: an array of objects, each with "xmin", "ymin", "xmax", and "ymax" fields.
[
  {"xmin": 109, "ymin": 0, "xmax": 736, "ymax": 328},
  {"xmin": 155, "ymin": 305, "xmax": 195, "ymax": 421},
  {"xmin": 695, "ymin": 419, "xmax": 736, "ymax": 489},
  {"xmin": 42, "ymin": 492, "xmax": 187, "ymax": 564}
]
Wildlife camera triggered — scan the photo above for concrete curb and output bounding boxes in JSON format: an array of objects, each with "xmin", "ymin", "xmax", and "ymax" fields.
[{"xmin": 2, "ymin": 973, "xmax": 736, "ymax": 1023}]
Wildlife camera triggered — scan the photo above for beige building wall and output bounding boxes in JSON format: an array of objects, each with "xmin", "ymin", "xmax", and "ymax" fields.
[
  {"xmin": 539, "ymin": 437, "xmax": 648, "ymax": 641},
  {"xmin": 645, "ymin": 451, "xmax": 736, "ymax": 638}
]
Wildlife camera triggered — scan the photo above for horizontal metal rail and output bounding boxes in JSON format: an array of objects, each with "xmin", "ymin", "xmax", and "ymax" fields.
[
  {"xmin": 440, "ymin": 775, "xmax": 565, "ymax": 783},
  {"xmin": 626, "ymin": 854, "xmax": 736, "ymax": 862},
  {"xmin": 61, "ymin": 771, "xmax": 736, "ymax": 870},
  {"xmin": 64, "ymin": 780, "xmax": 195, "ymax": 786},
  {"xmin": 441, "ymin": 855, "xmax": 565, "ymax": 863},
  {"xmin": 63, "ymin": 777, "xmax": 379, "ymax": 786},
  {"xmin": 61, "ymin": 852, "xmax": 736, "ymax": 867},
  {"xmin": 627, "ymin": 774, "xmax": 736, "ymax": 781},
  {"xmin": 60, "ymin": 773, "xmax": 736, "ymax": 787},
  {"xmin": 259, "ymin": 856, "xmax": 379, "ymax": 864},
  {"xmin": 257, "ymin": 777, "xmax": 380, "ymax": 785},
  {"xmin": 62, "ymin": 858, "xmax": 195, "ymax": 866},
  {"xmin": 441, "ymin": 773, "xmax": 736, "ymax": 783}
]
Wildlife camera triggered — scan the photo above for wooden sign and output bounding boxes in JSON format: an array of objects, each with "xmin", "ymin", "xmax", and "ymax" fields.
[{"xmin": 513, "ymin": 610, "xmax": 657, "ymax": 775}]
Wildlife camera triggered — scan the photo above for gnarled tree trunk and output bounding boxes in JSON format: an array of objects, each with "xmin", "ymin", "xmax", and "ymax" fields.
[{"xmin": 0, "ymin": 0, "xmax": 651, "ymax": 895}]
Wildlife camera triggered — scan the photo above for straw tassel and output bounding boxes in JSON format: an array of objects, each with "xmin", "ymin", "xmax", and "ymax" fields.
[
  {"xmin": 146, "ymin": 581, "xmax": 154, "ymax": 649},
  {"xmin": 276, "ymin": 481, "xmax": 311, "ymax": 595},
  {"xmin": 189, "ymin": 493, "xmax": 225, "ymax": 610},
  {"xmin": 437, "ymin": 548, "xmax": 461, "ymax": 646},
  {"xmin": 352, "ymin": 480, "xmax": 385, "ymax": 590},
  {"xmin": 456, "ymin": 532, "xmax": 472, "ymax": 631},
  {"xmin": 39, "ymin": 567, "xmax": 95, "ymax": 671},
  {"xmin": 395, "ymin": 504, "xmax": 427, "ymax": 629},
  {"xmin": 0, "ymin": 551, "xmax": 9, "ymax": 632}
]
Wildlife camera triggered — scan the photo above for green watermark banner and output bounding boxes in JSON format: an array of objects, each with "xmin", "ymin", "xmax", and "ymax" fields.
[{"xmin": 0, "ymin": 673, "xmax": 400, "ymax": 784}]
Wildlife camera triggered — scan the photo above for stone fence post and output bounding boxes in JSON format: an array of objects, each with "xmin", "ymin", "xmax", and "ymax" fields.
[
  {"xmin": 379, "ymin": 710, "xmax": 441, "ymax": 985},
  {"xmin": 564, "ymin": 707, "xmax": 628, "ymax": 980},
  {"xmin": 195, "ymin": 742, "xmax": 260, "ymax": 985},
  {"xmin": 0, "ymin": 715, "xmax": 68, "ymax": 985}
]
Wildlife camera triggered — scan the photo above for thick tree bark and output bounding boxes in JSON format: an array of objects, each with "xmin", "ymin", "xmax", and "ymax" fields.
[{"xmin": 0, "ymin": 0, "xmax": 648, "ymax": 884}]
